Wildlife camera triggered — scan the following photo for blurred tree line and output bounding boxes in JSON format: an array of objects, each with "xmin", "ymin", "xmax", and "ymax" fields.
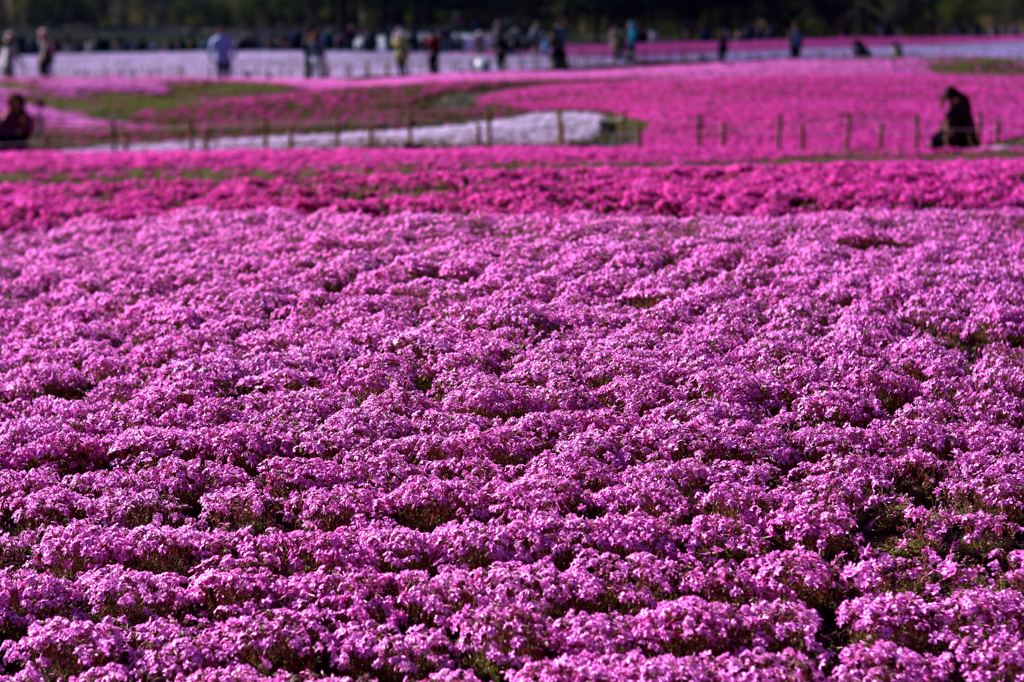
[{"xmin": 3, "ymin": 0, "xmax": 1021, "ymax": 35}]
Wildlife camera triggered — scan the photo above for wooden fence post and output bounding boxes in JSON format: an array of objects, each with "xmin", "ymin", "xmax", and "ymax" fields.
[
  {"xmin": 695, "ymin": 114, "xmax": 703, "ymax": 147},
  {"xmin": 844, "ymin": 114, "xmax": 852, "ymax": 151},
  {"xmin": 188, "ymin": 118, "xmax": 196, "ymax": 150},
  {"xmin": 262, "ymin": 119, "xmax": 270, "ymax": 149},
  {"xmin": 557, "ymin": 110, "xmax": 565, "ymax": 145},
  {"xmin": 914, "ymin": 114, "xmax": 921, "ymax": 150},
  {"xmin": 37, "ymin": 103, "xmax": 46, "ymax": 147},
  {"xmin": 287, "ymin": 128, "xmax": 295, "ymax": 149},
  {"xmin": 878, "ymin": 123, "xmax": 885, "ymax": 150},
  {"xmin": 799, "ymin": 123, "xmax": 806, "ymax": 150},
  {"xmin": 487, "ymin": 109, "xmax": 494, "ymax": 146},
  {"xmin": 202, "ymin": 127, "xmax": 211, "ymax": 151},
  {"xmin": 776, "ymin": 114, "xmax": 783, "ymax": 149},
  {"xmin": 996, "ymin": 120, "xmax": 1002, "ymax": 144},
  {"xmin": 406, "ymin": 114, "xmax": 414, "ymax": 147},
  {"xmin": 475, "ymin": 122, "xmax": 482, "ymax": 146},
  {"xmin": 334, "ymin": 119, "xmax": 342, "ymax": 147},
  {"xmin": 719, "ymin": 122, "xmax": 727, "ymax": 146}
]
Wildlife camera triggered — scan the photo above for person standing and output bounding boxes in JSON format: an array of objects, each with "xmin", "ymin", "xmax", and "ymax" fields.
[
  {"xmin": 36, "ymin": 27, "xmax": 55, "ymax": 76},
  {"xmin": 207, "ymin": 28, "xmax": 234, "ymax": 77},
  {"xmin": 607, "ymin": 25, "xmax": 623, "ymax": 61},
  {"xmin": 625, "ymin": 19, "xmax": 638, "ymax": 63},
  {"xmin": 788, "ymin": 22, "xmax": 802, "ymax": 57},
  {"xmin": 0, "ymin": 30, "xmax": 18, "ymax": 77},
  {"xmin": 303, "ymin": 30, "xmax": 326, "ymax": 77},
  {"xmin": 424, "ymin": 31, "xmax": 440, "ymax": 73},
  {"xmin": 316, "ymin": 30, "xmax": 329, "ymax": 77},
  {"xmin": 525, "ymin": 20, "xmax": 542, "ymax": 51},
  {"xmin": 390, "ymin": 26, "xmax": 409, "ymax": 75},
  {"xmin": 302, "ymin": 31, "xmax": 314, "ymax": 77},
  {"xmin": 493, "ymin": 20, "xmax": 508, "ymax": 70},
  {"xmin": 550, "ymin": 24, "xmax": 567, "ymax": 69},
  {"xmin": 718, "ymin": 28, "xmax": 728, "ymax": 61}
]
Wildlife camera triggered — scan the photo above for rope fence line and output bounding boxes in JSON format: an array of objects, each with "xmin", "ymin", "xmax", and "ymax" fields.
[
  {"xmin": 10, "ymin": 106, "xmax": 1017, "ymax": 155},
  {"xmin": 673, "ymin": 112, "xmax": 1011, "ymax": 153},
  {"xmin": 15, "ymin": 108, "xmax": 637, "ymax": 151}
]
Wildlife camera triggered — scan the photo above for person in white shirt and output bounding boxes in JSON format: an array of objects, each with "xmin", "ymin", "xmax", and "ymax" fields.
[{"xmin": 1, "ymin": 30, "xmax": 19, "ymax": 77}]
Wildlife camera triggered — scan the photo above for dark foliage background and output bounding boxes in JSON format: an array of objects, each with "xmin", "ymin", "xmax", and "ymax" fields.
[{"xmin": 2, "ymin": 0, "xmax": 1020, "ymax": 39}]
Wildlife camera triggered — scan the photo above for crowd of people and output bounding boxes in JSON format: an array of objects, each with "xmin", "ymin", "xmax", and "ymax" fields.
[
  {"xmin": 0, "ymin": 20, "xmax": 962, "ymax": 78},
  {"xmin": 0, "ymin": 18, "xmax": 616, "ymax": 78},
  {"xmin": 201, "ymin": 19, "xmax": 575, "ymax": 77},
  {"xmin": 352, "ymin": 19, "xmax": 573, "ymax": 74}
]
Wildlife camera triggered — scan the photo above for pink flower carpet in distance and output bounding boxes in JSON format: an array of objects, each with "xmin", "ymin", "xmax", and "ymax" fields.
[
  {"xmin": 14, "ymin": 57, "xmax": 1024, "ymax": 158},
  {"xmin": 1, "ymin": 205, "xmax": 1024, "ymax": 680},
  {"xmin": 475, "ymin": 57, "xmax": 1024, "ymax": 157},
  {"xmin": 4, "ymin": 149, "xmax": 1024, "ymax": 229}
]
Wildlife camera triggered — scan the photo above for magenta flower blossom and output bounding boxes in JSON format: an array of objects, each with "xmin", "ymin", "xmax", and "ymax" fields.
[
  {"xmin": 0, "ymin": 204, "xmax": 1023, "ymax": 679},
  {"xmin": 5, "ymin": 150, "xmax": 1024, "ymax": 231}
]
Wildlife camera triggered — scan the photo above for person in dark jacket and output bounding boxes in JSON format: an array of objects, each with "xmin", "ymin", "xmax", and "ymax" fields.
[
  {"xmin": 932, "ymin": 87, "xmax": 979, "ymax": 147},
  {"xmin": 37, "ymin": 27, "xmax": 56, "ymax": 76},
  {"xmin": 303, "ymin": 30, "xmax": 326, "ymax": 77},
  {"xmin": 788, "ymin": 22, "xmax": 802, "ymax": 57},
  {"xmin": 550, "ymin": 25, "xmax": 567, "ymax": 69},
  {"xmin": 0, "ymin": 94, "xmax": 33, "ymax": 149},
  {"xmin": 424, "ymin": 32, "xmax": 440, "ymax": 73},
  {"xmin": 493, "ymin": 20, "xmax": 508, "ymax": 70}
]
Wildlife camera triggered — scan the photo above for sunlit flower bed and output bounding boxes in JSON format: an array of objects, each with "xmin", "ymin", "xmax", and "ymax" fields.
[
  {"xmin": 2, "ymin": 204, "xmax": 1024, "ymax": 680},
  {"xmin": 4, "ymin": 150, "xmax": 1024, "ymax": 230}
]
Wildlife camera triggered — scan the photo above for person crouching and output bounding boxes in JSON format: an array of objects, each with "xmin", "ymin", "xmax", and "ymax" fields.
[
  {"xmin": 0, "ymin": 94, "xmax": 33, "ymax": 149},
  {"xmin": 932, "ymin": 87, "xmax": 979, "ymax": 148}
]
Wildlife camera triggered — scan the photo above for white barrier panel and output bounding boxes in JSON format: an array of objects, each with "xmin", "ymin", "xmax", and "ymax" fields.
[
  {"xmin": 8, "ymin": 49, "xmax": 551, "ymax": 79},
  {"xmin": 77, "ymin": 110, "xmax": 606, "ymax": 151}
]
